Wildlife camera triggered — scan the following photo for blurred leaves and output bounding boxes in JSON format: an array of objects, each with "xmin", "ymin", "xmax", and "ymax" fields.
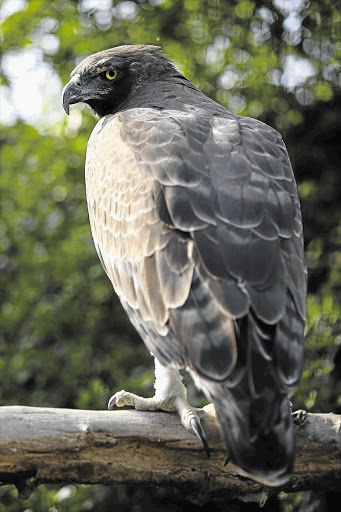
[{"xmin": 0, "ymin": 0, "xmax": 340, "ymax": 511}]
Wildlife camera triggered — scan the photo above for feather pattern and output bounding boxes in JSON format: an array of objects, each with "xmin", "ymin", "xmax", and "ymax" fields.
[{"xmin": 85, "ymin": 99, "xmax": 306, "ymax": 484}]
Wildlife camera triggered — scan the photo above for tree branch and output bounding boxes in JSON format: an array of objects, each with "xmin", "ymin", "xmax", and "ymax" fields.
[{"xmin": 0, "ymin": 405, "xmax": 340, "ymax": 504}]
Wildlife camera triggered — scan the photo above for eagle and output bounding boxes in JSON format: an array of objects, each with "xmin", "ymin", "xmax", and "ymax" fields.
[{"xmin": 62, "ymin": 45, "xmax": 306, "ymax": 486}]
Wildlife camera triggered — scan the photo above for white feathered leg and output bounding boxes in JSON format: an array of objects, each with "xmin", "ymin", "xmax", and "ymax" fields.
[{"xmin": 108, "ymin": 357, "xmax": 209, "ymax": 456}]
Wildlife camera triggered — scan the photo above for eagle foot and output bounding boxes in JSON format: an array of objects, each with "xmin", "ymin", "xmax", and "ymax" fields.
[
  {"xmin": 108, "ymin": 390, "xmax": 162, "ymax": 411},
  {"xmin": 108, "ymin": 360, "xmax": 210, "ymax": 457},
  {"xmin": 108, "ymin": 389, "xmax": 210, "ymax": 457}
]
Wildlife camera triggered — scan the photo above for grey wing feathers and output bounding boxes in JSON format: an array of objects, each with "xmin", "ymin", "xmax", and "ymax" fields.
[{"xmin": 121, "ymin": 108, "xmax": 306, "ymax": 323}]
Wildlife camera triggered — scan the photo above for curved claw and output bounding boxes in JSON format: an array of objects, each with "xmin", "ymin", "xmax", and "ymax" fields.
[
  {"xmin": 292, "ymin": 408, "xmax": 307, "ymax": 425},
  {"xmin": 190, "ymin": 417, "xmax": 210, "ymax": 458},
  {"xmin": 108, "ymin": 390, "xmax": 130, "ymax": 410},
  {"xmin": 108, "ymin": 395, "xmax": 117, "ymax": 410}
]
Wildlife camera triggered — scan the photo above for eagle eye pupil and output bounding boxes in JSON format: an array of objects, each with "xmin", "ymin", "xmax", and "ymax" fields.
[{"xmin": 105, "ymin": 69, "xmax": 118, "ymax": 80}]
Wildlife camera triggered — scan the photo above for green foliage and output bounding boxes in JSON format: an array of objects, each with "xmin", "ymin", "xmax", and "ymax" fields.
[
  {"xmin": 0, "ymin": 484, "xmax": 119, "ymax": 512},
  {"xmin": 0, "ymin": 0, "xmax": 340, "ymax": 511}
]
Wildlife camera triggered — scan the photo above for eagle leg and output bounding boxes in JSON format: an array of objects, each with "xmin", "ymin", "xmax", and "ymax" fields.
[{"xmin": 108, "ymin": 358, "xmax": 210, "ymax": 457}]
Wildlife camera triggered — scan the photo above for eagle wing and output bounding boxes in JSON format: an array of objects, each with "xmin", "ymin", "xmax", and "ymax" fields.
[{"xmin": 85, "ymin": 107, "xmax": 306, "ymax": 483}]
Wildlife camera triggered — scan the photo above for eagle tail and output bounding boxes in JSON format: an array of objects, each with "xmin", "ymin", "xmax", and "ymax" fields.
[
  {"xmin": 202, "ymin": 312, "xmax": 296, "ymax": 486},
  {"xmin": 212, "ymin": 387, "xmax": 294, "ymax": 486}
]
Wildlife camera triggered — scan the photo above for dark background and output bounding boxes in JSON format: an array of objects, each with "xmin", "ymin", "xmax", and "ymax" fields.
[{"xmin": 0, "ymin": 0, "xmax": 340, "ymax": 510}]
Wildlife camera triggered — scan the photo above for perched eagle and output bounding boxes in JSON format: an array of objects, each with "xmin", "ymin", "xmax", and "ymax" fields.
[{"xmin": 62, "ymin": 45, "xmax": 306, "ymax": 486}]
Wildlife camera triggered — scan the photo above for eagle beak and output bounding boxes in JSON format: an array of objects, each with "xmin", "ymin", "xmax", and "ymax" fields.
[{"xmin": 62, "ymin": 81, "xmax": 83, "ymax": 115}]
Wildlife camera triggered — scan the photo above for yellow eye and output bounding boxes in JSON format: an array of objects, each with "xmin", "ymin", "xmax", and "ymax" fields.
[{"xmin": 105, "ymin": 69, "xmax": 118, "ymax": 80}]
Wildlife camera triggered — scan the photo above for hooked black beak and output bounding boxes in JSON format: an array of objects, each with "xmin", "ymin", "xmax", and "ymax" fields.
[{"xmin": 62, "ymin": 81, "xmax": 83, "ymax": 115}]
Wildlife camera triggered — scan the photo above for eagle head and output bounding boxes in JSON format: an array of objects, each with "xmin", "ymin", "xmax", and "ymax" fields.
[{"xmin": 62, "ymin": 45, "xmax": 184, "ymax": 117}]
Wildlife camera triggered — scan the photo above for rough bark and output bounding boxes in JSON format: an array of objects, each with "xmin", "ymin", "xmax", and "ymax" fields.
[{"xmin": 0, "ymin": 405, "xmax": 340, "ymax": 504}]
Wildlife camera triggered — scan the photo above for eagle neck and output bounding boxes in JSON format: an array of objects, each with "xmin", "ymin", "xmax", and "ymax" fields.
[{"xmin": 115, "ymin": 79, "xmax": 223, "ymax": 114}]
